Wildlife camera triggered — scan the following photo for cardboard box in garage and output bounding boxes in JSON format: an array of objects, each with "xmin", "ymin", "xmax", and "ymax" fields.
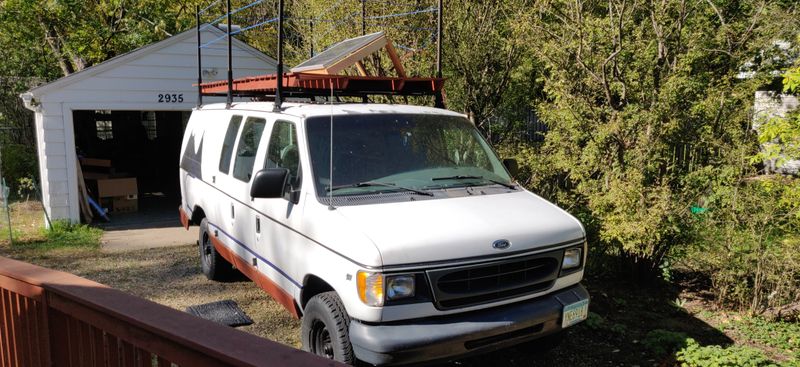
[
  {"xmin": 99, "ymin": 194, "xmax": 138, "ymax": 213},
  {"xmin": 96, "ymin": 178, "xmax": 138, "ymax": 213},
  {"xmin": 97, "ymin": 178, "xmax": 137, "ymax": 198},
  {"xmin": 112, "ymin": 196, "xmax": 138, "ymax": 213}
]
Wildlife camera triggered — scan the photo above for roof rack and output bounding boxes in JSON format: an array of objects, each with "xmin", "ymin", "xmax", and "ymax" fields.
[
  {"xmin": 195, "ymin": 0, "xmax": 445, "ymax": 110},
  {"xmin": 198, "ymin": 72, "xmax": 444, "ymax": 99}
]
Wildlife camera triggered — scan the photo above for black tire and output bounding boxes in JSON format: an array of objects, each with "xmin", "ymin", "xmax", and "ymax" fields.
[
  {"xmin": 198, "ymin": 218, "xmax": 234, "ymax": 281},
  {"xmin": 301, "ymin": 292, "xmax": 355, "ymax": 364}
]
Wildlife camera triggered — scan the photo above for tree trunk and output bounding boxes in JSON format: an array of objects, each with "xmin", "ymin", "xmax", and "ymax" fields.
[{"xmin": 40, "ymin": 20, "xmax": 75, "ymax": 76}]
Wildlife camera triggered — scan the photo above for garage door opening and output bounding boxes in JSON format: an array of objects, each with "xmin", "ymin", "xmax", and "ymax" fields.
[{"xmin": 73, "ymin": 110, "xmax": 189, "ymax": 229}]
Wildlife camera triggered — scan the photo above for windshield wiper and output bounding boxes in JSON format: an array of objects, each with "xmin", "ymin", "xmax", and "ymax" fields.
[
  {"xmin": 326, "ymin": 181, "xmax": 434, "ymax": 196},
  {"xmin": 431, "ymin": 175, "xmax": 517, "ymax": 190}
]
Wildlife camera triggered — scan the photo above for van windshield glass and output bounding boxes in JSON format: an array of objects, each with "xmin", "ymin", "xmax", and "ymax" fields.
[{"xmin": 306, "ymin": 114, "xmax": 512, "ymax": 196}]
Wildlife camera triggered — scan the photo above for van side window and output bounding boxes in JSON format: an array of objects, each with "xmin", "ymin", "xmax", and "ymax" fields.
[
  {"xmin": 219, "ymin": 115, "xmax": 243, "ymax": 174},
  {"xmin": 265, "ymin": 121, "xmax": 302, "ymax": 194},
  {"xmin": 232, "ymin": 117, "xmax": 267, "ymax": 182}
]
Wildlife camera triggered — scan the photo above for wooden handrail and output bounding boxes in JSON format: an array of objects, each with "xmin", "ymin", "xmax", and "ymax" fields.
[{"xmin": 0, "ymin": 255, "xmax": 341, "ymax": 367}]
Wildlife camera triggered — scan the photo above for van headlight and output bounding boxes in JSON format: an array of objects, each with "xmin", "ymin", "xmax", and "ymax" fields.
[
  {"xmin": 357, "ymin": 272, "xmax": 416, "ymax": 306},
  {"xmin": 562, "ymin": 247, "xmax": 583, "ymax": 270},
  {"xmin": 386, "ymin": 275, "xmax": 415, "ymax": 300}
]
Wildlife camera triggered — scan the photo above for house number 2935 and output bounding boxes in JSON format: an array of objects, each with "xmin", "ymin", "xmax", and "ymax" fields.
[{"xmin": 158, "ymin": 93, "xmax": 184, "ymax": 103}]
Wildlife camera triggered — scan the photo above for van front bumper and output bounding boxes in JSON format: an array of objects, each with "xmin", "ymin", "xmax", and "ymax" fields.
[{"xmin": 349, "ymin": 283, "xmax": 589, "ymax": 366}]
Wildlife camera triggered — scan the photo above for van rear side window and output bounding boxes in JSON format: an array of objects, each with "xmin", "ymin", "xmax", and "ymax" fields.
[
  {"xmin": 232, "ymin": 117, "xmax": 267, "ymax": 182},
  {"xmin": 219, "ymin": 115, "xmax": 243, "ymax": 174}
]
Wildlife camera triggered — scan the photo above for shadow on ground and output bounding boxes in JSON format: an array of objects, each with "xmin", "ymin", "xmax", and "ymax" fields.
[{"xmin": 451, "ymin": 273, "xmax": 732, "ymax": 366}]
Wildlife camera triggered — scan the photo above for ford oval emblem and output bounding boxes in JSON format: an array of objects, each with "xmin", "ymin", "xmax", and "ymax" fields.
[{"xmin": 492, "ymin": 239, "xmax": 511, "ymax": 250}]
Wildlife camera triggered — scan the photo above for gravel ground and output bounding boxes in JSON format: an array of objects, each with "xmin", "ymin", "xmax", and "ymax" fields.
[
  {"xmin": 3, "ymin": 244, "xmax": 301, "ymax": 347},
  {"xmin": 2, "ymin": 242, "xmax": 719, "ymax": 367},
  {"xmin": 3, "ymin": 202, "xmax": 791, "ymax": 366},
  {"xmin": 1, "ymin": 225, "xmax": 745, "ymax": 367}
]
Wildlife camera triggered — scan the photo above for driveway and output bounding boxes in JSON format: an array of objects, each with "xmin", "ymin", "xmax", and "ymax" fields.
[{"xmin": 102, "ymin": 225, "xmax": 198, "ymax": 252}]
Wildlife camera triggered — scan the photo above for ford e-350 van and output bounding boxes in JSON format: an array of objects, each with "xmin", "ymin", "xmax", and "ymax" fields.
[{"xmin": 178, "ymin": 102, "xmax": 589, "ymax": 365}]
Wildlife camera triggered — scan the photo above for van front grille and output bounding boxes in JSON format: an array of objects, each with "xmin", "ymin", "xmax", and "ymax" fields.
[{"xmin": 426, "ymin": 250, "xmax": 563, "ymax": 310}]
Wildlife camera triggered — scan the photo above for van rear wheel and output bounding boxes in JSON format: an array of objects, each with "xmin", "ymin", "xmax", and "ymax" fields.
[
  {"xmin": 198, "ymin": 218, "xmax": 234, "ymax": 281},
  {"xmin": 301, "ymin": 292, "xmax": 355, "ymax": 364}
]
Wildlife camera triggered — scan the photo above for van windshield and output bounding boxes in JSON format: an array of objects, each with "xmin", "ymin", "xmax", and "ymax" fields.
[{"xmin": 305, "ymin": 114, "xmax": 512, "ymax": 197}]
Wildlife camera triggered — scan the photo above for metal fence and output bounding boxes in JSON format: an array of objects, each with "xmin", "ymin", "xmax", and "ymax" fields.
[
  {"xmin": 0, "ymin": 178, "xmax": 11, "ymax": 245},
  {"xmin": 0, "ymin": 255, "xmax": 341, "ymax": 367}
]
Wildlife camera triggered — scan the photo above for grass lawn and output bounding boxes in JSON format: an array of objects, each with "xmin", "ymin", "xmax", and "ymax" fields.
[
  {"xmin": 1, "ymin": 202, "xmax": 797, "ymax": 366},
  {"xmin": 0, "ymin": 201, "xmax": 48, "ymax": 245}
]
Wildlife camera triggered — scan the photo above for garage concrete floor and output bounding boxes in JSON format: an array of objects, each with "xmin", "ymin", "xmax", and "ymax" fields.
[{"xmin": 98, "ymin": 195, "xmax": 198, "ymax": 252}]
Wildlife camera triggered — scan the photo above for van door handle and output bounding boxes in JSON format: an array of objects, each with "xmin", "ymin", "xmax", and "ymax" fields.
[{"xmin": 231, "ymin": 204, "xmax": 235, "ymax": 219}]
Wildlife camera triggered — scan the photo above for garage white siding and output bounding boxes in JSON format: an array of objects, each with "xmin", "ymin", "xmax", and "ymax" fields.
[
  {"xmin": 22, "ymin": 26, "xmax": 277, "ymax": 224},
  {"xmin": 36, "ymin": 111, "xmax": 71, "ymax": 219},
  {"xmin": 37, "ymin": 29, "xmax": 274, "ymax": 105}
]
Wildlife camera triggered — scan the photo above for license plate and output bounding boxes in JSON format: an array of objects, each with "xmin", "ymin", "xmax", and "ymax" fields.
[{"xmin": 561, "ymin": 299, "xmax": 589, "ymax": 328}]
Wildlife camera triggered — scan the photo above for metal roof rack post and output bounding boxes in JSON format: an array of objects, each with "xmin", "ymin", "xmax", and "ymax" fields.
[
  {"xmin": 226, "ymin": 0, "xmax": 233, "ymax": 108},
  {"xmin": 361, "ymin": 0, "xmax": 366, "ymax": 36},
  {"xmin": 273, "ymin": 0, "xmax": 285, "ymax": 112},
  {"xmin": 196, "ymin": 6, "xmax": 203, "ymax": 107},
  {"xmin": 309, "ymin": 19, "xmax": 314, "ymax": 57},
  {"xmin": 434, "ymin": 0, "xmax": 445, "ymax": 108},
  {"xmin": 361, "ymin": 0, "xmax": 368, "ymax": 103}
]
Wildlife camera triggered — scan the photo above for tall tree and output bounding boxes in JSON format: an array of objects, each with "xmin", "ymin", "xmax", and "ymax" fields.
[
  {"xmin": 0, "ymin": 0, "xmax": 204, "ymax": 188},
  {"xmin": 0, "ymin": 0, "xmax": 203, "ymax": 78},
  {"xmin": 515, "ymin": 0, "xmax": 798, "ymax": 276}
]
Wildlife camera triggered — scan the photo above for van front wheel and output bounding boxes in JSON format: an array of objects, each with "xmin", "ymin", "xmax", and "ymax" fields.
[
  {"xmin": 198, "ymin": 218, "xmax": 234, "ymax": 281},
  {"xmin": 301, "ymin": 292, "xmax": 355, "ymax": 364}
]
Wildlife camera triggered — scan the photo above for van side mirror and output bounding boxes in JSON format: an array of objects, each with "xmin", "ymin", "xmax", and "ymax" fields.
[
  {"xmin": 503, "ymin": 158, "xmax": 519, "ymax": 177},
  {"xmin": 251, "ymin": 168, "xmax": 289, "ymax": 198}
]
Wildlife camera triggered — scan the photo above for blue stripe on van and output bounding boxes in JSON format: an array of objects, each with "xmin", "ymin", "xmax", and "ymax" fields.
[{"xmin": 207, "ymin": 222, "xmax": 303, "ymax": 289}]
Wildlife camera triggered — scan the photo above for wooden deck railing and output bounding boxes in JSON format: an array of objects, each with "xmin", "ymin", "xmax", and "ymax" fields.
[{"xmin": 0, "ymin": 256, "xmax": 341, "ymax": 367}]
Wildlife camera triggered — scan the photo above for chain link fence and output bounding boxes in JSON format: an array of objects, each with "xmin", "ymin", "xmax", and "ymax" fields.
[{"xmin": 0, "ymin": 166, "xmax": 14, "ymax": 246}]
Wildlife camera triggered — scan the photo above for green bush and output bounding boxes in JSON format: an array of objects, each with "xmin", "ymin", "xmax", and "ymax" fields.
[
  {"xmin": 677, "ymin": 339, "xmax": 778, "ymax": 367},
  {"xmin": 16, "ymin": 177, "xmax": 35, "ymax": 201},
  {"xmin": 642, "ymin": 329, "xmax": 689, "ymax": 357},
  {"xmin": 1, "ymin": 144, "xmax": 37, "ymax": 199},
  {"xmin": 683, "ymin": 176, "xmax": 800, "ymax": 313},
  {"xmin": 725, "ymin": 317, "xmax": 800, "ymax": 361}
]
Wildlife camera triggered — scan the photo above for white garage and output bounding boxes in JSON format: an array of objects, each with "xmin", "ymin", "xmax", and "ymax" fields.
[{"xmin": 20, "ymin": 26, "xmax": 276, "ymax": 225}]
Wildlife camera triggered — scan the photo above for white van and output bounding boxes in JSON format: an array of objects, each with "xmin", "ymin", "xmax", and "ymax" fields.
[{"xmin": 178, "ymin": 101, "xmax": 589, "ymax": 365}]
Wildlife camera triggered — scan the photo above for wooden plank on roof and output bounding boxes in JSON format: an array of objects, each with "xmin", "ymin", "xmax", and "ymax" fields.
[
  {"xmin": 384, "ymin": 42, "xmax": 406, "ymax": 78},
  {"xmin": 292, "ymin": 32, "xmax": 386, "ymax": 73},
  {"xmin": 354, "ymin": 61, "xmax": 369, "ymax": 77},
  {"xmin": 308, "ymin": 35, "xmax": 387, "ymax": 75}
]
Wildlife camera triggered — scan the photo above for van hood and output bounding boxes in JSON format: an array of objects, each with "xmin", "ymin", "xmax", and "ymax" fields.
[{"xmin": 335, "ymin": 190, "xmax": 585, "ymax": 267}]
